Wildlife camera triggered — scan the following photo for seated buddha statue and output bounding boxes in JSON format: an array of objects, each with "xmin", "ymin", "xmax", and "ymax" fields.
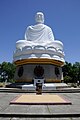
[
  {"xmin": 16, "ymin": 12, "xmax": 63, "ymax": 51},
  {"xmin": 24, "ymin": 12, "xmax": 55, "ymax": 46},
  {"xmin": 14, "ymin": 12, "xmax": 64, "ymax": 62}
]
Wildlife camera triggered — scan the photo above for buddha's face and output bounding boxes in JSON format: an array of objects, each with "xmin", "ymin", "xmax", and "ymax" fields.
[{"xmin": 35, "ymin": 12, "xmax": 44, "ymax": 24}]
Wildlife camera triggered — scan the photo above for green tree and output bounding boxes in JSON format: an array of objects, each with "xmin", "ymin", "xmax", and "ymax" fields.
[
  {"xmin": 64, "ymin": 75, "xmax": 72, "ymax": 83},
  {"xmin": 63, "ymin": 61, "xmax": 72, "ymax": 78},
  {"xmin": 63, "ymin": 61, "xmax": 80, "ymax": 83},
  {"xmin": 1, "ymin": 62, "xmax": 16, "ymax": 82}
]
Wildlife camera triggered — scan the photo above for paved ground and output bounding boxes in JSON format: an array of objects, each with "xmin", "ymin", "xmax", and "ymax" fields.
[{"xmin": 0, "ymin": 92, "xmax": 80, "ymax": 119}]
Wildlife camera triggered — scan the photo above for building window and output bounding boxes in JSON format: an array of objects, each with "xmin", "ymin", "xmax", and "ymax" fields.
[
  {"xmin": 34, "ymin": 65, "xmax": 44, "ymax": 78},
  {"xmin": 18, "ymin": 66, "xmax": 24, "ymax": 77}
]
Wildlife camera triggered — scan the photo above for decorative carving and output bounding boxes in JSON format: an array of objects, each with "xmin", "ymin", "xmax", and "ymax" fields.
[
  {"xmin": 55, "ymin": 67, "xmax": 60, "ymax": 77},
  {"xmin": 34, "ymin": 65, "xmax": 44, "ymax": 78},
  {"xmin": 18, "ymin": 66, "xmax": 24, "ymax": 77}
]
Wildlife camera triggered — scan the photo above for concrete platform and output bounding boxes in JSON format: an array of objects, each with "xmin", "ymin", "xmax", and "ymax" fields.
[
  {"xmin": 22, "ymin": 84, "xmax": 36, "ymax": 90},
  {"xmin": 22, "ymin": 83, "xmax": 68, "ymax": 91},
  {"xmin": 0, "ymin": 92, "xmax": 80, "ymax": 119},
  {"xmin": 10, "ymin": 94, "xmax": 72, "ymax": 105}
]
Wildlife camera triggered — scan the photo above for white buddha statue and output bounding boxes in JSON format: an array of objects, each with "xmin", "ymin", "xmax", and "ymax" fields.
[
  {"xmin": 24, "ymin": 12, "xmax": 55, "ymax": 46},
  {"xmin": 14, "ymin": 12, "xmax": 65, "ymax": 62},
  {"xmin": 16, "ymin": 12, "xmax": 63, "ymax": 50}
]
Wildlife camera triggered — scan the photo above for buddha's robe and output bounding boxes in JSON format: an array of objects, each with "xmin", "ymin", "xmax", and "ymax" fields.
[{"xmin": 25, "ymin": 23, "xmax": 54, "ymax": 46}]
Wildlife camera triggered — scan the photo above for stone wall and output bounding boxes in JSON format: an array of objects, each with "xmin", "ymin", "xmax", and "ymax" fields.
[{"xmin": 14, "ymin": 64, "xmax": 62, "ymax": 83}]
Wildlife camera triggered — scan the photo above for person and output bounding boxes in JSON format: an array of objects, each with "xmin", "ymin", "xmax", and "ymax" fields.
[
  {"xmin": 24, "ymin": 12, "xmax": 55, "ymax": 46},
  {"xmin": 77, "ymin": 80, "xmax": 79, "ymax": 87}
]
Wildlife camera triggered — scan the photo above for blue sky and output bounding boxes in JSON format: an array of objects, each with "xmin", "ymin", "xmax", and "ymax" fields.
[{"xmin": 0, "ymin": 0, "xmax": 80, "ymax": 63}]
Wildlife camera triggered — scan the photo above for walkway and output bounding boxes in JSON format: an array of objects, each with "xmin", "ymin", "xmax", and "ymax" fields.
[{"xmin": 0, "ymin": 91, "xmax": 80, "ymax": 119}]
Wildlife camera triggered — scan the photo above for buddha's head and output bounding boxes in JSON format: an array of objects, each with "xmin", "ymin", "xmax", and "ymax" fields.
[{"xmin": 35, "ymin": 12, "xmax": 44, "ymax": 24}]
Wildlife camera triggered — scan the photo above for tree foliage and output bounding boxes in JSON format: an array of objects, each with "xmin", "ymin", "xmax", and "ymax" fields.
[
  {"xmin": 63, "ymin": 61, "xmax": 80, "ymax": 83},
  {"xmin": 0, "ymin": 62, "xmax": 16, "ymax": 82}
]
